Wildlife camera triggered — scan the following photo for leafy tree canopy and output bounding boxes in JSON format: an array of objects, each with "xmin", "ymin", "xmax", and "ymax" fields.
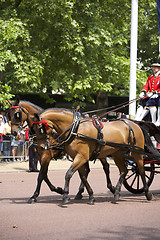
[{"xmin": 0, "ymin": 0, "xmax": 159, "ymax": 108}]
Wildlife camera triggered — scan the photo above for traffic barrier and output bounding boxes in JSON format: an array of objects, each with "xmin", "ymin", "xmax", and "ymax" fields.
[{"xmin": 0, "ymin": 140, "xmax": 29, "ymax": 162}]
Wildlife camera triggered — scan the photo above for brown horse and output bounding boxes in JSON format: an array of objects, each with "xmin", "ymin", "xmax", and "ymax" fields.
[
  {"xmin": 32, "ymin": 108, "xmax": 153, "ymax": 204},
  {"xmin": 9, "ymin": 97, "xmax": 65, "ymax": 202},
  {"xmin": 9, "ymin": 98, "xmax": 115, "ymax": 204}
]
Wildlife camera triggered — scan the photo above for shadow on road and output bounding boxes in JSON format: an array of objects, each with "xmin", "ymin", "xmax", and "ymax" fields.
[{"xmin": 1, "ymin": 190, "xmax": 160, "ymax": 206}]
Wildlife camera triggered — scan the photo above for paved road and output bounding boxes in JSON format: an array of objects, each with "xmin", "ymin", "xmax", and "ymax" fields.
[{"xmin": 0, "ymin": 161, "xmax": 160, "ymax": 240}]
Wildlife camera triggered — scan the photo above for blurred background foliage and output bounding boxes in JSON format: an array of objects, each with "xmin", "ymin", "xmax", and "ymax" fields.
[{"xmin": 0, "ymin": 0, "xmax": 159, "ymax": 108}]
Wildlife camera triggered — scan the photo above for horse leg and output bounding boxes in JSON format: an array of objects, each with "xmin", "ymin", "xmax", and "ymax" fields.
[
  {"xmin": 28, "ymin": 151, "xmax": 64, "ymax": 203},
  {"xmin": 28, "ymin": 166, "xmax": 44, "ymax": 203},
  {"xmin": 133, "ymin": 153, "xmax": 152, "ymax": 201},
  {"xmin": 40, "ymin": 151, "xmax": 64, "ymax": 194},
  {"xmin": 44, "ymin": 175, "xmax": 64, "ymax": 195},
  {"xmin": 62, "ymin": 156, "xmax": 94, "ymax": 205},
  {"xmin": 75, "ymin": 162, "xmax": 90, "ymax": 200},
  {"xmin": 62, "ymin": 166, "xmax": 74, "ymax": 204},
  {"xmin": 99, "ymin": 158, "xmax": 115, "ymax": 194},
  {"xmin": 75, "ymin": 158, "xmax": 115, "ymax": 200},
  {"xmin": 112, "ymin": 153, "xmax": 128, "ymax": 202},
  {"xmin": 78, "ymin": 165, "xmax": 95, "ymax": 205},
  {"xmin": 140, "ymin": 173, "xmax": 152, "ymax": 200}
]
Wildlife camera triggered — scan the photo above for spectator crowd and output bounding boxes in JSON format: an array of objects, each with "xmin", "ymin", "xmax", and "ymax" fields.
[
  {"xmin": 0, "ymin": 108, "xmax": 39, "ymax": 172},
  {"xmin": 0, "ymin": 108, "xmax": 29, "ymax": 163}
]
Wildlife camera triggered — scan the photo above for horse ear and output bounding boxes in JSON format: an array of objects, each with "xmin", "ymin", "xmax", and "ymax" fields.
[
  {"xmin": 34, "ymin": 113, "xmax": 40, "ymax": 121},
  {"xmin": 15, "ymin": 95, "xmax": 20, "ymax": 105}
]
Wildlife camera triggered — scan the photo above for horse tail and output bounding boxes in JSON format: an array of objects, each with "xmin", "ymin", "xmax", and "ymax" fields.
[{"xmin": 139, "ymin": 125, "xmax": 160, "ymax": 160}]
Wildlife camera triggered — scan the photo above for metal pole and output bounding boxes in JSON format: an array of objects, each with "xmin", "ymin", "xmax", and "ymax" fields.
[
  {"xmin": 159, "ymin": 36, "xmax": 160, "ymax": 56},
  {"xmin": 157, "ymin": 0, "xmax": 160, "ymax": 55},
  {"xmin": 129, "ymin": 0, "xmax": 138, "ymax": 117}
]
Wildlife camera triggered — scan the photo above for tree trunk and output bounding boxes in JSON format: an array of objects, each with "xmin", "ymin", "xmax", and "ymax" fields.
[{"xmin": 96, "ymin": 90, "xmax": 108, "ymax": 114}]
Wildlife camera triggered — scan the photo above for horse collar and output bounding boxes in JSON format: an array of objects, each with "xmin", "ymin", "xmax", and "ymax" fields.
[
  {"xmin": 59, "ymin": 111, "xmax": 81, "ymax": 145},
  {"xmin": 50, "ymin": 111, "xmax": 81, "ymax": 148}
]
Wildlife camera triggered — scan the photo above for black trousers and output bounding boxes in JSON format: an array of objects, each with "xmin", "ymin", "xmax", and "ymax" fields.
[{"xmin": 29, "ymin": 145, "xmax": 38, "ymax": 170}]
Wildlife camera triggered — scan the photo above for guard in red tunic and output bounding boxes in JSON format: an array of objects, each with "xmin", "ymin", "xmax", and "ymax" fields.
[{"xmin": 139, "ymin": 58, "xmax": 160, "ymax": 126}]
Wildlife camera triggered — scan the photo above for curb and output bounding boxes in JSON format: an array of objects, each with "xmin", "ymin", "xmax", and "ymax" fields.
[{"xmin": 0, "ymin": 158, "xmax": 115, "ymax": 173}]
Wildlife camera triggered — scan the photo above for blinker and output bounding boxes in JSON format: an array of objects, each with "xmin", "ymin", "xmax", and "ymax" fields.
[
  {"xmin": 14, "ymin": 111, "xmax": 22, "ymax": 121},
  {"xmin": 38, "ymin": 124, "xmax": 47, "ymax": 135},
  {"xmin": 33, "ymin": 119, "xmax": 49, "ymax": 135}
]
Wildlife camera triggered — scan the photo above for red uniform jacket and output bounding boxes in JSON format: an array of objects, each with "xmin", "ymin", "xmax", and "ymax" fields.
[{"xmin": 142, "ymin": 74, "xmax": 160, "ymax": 93}]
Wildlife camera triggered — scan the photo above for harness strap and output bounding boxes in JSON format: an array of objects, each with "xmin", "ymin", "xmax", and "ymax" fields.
[
  {"xmin": 33, "ymin": 119, "xmax": 50, "ymax": 130},
  {"xmin": 60, "ymin": 111, "xmax": 81, "ymax": 145},
  {"xmin": 92, "ymin": 118, "xmax": 103, "ymax": 130},
  {"xmin": 90, "ymin": 118, "xmax": 104, "ymax": 161},
  {"xmin": 121, "ymin": 119, "xmax": 136, "ymax": 145},
  {"xmin": 10, "ymin": 105, "xmax": 22, "ymax": 127},
  {"xmin": 10, "ymin": 106, "xmax": 20, "ymax": 109},
  {"xmin": 44, "ymin": 110, "xmax": 81, "ymax": 149},
  {"xmin": 72, "ymin": 132, "xmax": 145, "ymax": 154},
  {"xmin": 10, "ymin": 104, "xmax": 27, "ymax": 130}
]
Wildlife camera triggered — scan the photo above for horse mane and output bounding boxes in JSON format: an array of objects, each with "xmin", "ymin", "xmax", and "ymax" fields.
[
  {"xmin": 41, "ymin": 108, "xmax": 73, "ymax": 114},
  {"xmin": 20, "ymin": 101, "xmax": 44, "ymax": 112}
]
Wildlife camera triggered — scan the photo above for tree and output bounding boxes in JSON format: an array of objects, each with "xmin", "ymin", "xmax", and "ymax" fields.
[{"xmin": 0, "ymin": 0, "xmax": 159, "ymax": 108}]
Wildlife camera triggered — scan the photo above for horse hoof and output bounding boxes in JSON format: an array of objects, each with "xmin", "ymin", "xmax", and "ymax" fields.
[
  {"xmin": 74, "ymin": 194, "xmax": 83, "ymax": 200},
  {"xmin": 56, "ymin": 187, "xmax": 65, "ymax": 195},
  {"xmin": 28, "ymin": 198, "xmax": 33, "ymax": 204},
  {"xmin": 112, "ymin": 199, "xmax": 118, "ymax": 204},
  {"xmin": 88, "ymin": 198, "xmax": 95, "ymax": 205},
  {"xmin": 114, "ymin": 194, "xmax": 120, "ymax": 202},
  {"xmin": 146, "ymin": 192, "xmax": 152, "ymax": 201},
  {"xmin": 62, "ymin": 196, "xmax": 70, "ymax": 204},
  {"xmin": 28, "ymin": 197, "xmax": 37, "ymax": 204}
]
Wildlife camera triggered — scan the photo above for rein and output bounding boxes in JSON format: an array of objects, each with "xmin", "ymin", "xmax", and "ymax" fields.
[{"xmin": 83, "ymin": 96, "xmax": 141, "ymax": 118}]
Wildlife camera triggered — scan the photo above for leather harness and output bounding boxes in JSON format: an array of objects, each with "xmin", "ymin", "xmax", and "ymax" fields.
[{"xmin": 44, "ymin": 114, "xmax": 144, "ymax": 159}]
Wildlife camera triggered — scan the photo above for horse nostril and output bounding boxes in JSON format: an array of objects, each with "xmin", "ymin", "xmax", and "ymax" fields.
[{"xmin": 13, "ymin": 131, "xmax": 17, "ymax": 136}]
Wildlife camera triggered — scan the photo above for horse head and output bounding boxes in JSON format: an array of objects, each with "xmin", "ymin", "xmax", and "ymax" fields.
[
  {"xmin": 32, "ymin": 113, "xmax": 54, "ymax": 144},
  {"xmin": 9, "ymin": 96, "xmax": 43, "ymax": 138},
  {"xmin": 9, "ymin": 96, "xmax": 25, "ymax": 138},
  {"xmin": 32, "ymin": 113, "xmax": 64, "ymax": 158},
  {"xmin": 31, "ymin": 114, "xmax": 46, "ymax": 136}
]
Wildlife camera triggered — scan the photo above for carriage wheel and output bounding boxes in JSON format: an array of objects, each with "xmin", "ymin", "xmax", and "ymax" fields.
[{"xmin": 123, "ymin": 159, "xmax": 155, "ymax": 194}]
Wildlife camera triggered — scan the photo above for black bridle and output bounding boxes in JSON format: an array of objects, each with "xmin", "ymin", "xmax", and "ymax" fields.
[{"xmin": 10, "ymin": 104, "xmax": 30, "ymax": 135}]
